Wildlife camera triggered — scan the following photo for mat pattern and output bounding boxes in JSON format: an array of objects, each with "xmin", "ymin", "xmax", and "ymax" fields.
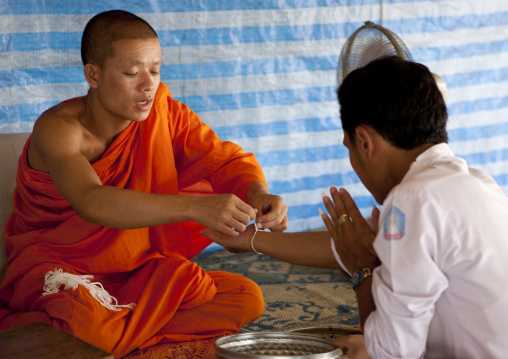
[
  {"xmin": 123, "ymin": 249, "xmax": 359, "ymax": 358},
  {"xmin": 196, "ymin": 250, "xmax": 359, "ymax": 333}
]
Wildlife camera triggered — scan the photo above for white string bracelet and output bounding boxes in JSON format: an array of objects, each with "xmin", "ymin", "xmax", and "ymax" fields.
[{"xmin": 251, "ymin": 222, "xmax": 263, "ymax": 254}]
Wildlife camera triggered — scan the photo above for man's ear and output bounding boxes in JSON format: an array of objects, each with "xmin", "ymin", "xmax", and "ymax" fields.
[
  {"xmin": 354, "ymin": 126, "xmax": 375, "ymax": 159},
  {"xmin": 84, "ymin": 64, "xmax": 100, "ymax": 88}
]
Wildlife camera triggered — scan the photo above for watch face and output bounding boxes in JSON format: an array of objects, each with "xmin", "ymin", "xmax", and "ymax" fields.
[{"xmin": 352, "ymin": 270, "xmax": 364, "ymax": 287}]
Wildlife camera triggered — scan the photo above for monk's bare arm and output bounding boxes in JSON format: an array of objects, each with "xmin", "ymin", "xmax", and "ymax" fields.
[{"xmin": 30, "ymin": 115, "xmax": 254, "ymax": 234}]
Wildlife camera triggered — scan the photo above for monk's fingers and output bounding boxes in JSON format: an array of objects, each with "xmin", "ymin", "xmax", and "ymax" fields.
[
  {"xmin": 216, "ymin": 193, "xmax": 256, "ymax": 223},
  {"xmin": 254, "ymin": 195, "xmax": 288, "ymax": 230},
  {"xmin": 257, "ymin": 210, "xmax": 288, "ymax": 231},
  {"xmin": 217, "ymin": 212, "xmax": 252, "ymax": 234},
  {"xmin": 208, "ymin": 213, "xmax": 244, "ymax": 236},
  {"xmin": 260, "ymin": 194, "xmax": 287, "ymax": 216},
  {"xmin": 260, "ymin": 215, "xmax": 288, "ymax": 232},
  {"xmin": 228, "ymin": 214, "xmax": 250, "ymax": 232},
  {"xmin": 267, "ymin": 215, "xmax": 289, "ymax": 232},
  {"xmin": 226, "ymin": 203, "xmax": 258, "ymax": 232},
  {"xmin": 207, "ymin": 194, "xmax": 255, "ymax": 228},
  {"xmin": 231, "ymin": 199, "xmax": 257, "ymax": 224}
]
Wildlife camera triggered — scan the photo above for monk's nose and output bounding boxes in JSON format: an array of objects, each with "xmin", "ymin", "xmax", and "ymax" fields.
[{"xmin": 139, "ymin": 72, "xmax": 156, "ymax": 93}]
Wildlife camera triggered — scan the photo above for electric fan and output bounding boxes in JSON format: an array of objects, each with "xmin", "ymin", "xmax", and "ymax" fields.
[{"xmin": 337, "ymin": 21, "xmax": 448, "ymax": 103}]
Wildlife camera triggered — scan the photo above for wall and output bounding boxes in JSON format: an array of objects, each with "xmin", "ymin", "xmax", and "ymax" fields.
[{"xmin": 1, "ymin": 0, "xmax": 507, "ymax": 232}]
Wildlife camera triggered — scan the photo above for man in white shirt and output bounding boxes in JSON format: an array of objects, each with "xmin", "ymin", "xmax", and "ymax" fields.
[{"xmin": 202, "ymin": 56, "xmax": 508, "ymax": 358}]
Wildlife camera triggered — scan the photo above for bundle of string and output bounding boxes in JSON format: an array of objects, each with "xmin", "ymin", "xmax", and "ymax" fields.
[{"xmin": 43, "ymin": 268, "xmax": 136, "ymax": 312}]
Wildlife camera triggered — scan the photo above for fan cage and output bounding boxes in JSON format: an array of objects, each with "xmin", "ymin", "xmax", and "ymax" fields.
[{"xmin": 337, "ymin": 21, "xmax": 413, "ymax": 86}]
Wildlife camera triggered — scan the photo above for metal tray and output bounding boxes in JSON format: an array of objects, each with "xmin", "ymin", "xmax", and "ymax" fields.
[{"xmin": 215, "ymin": 332, "xmax": 344, "ymax": 359}]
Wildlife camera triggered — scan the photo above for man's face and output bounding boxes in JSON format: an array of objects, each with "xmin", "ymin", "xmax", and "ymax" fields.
[
  {"xmin": 343, "ymin": 131, "xmax": 368, "ymax": 187},
  {"xmin": 95, "ymin": 37, "xmax": 162, "ymax": 124},
  {"xmin": 343, "ymin": 129, "xmax": 387, "ymax": 204}
]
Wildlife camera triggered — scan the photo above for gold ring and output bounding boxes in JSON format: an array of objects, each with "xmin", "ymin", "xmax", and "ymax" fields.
[{"xmin": 337, "ymin": 214, "xmax": 350, "ymax": 226}]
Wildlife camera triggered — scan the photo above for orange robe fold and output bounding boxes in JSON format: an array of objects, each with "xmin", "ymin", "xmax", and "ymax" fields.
[{"xmin": 0, "ymin": 83, "xmax": 265, "ymax": 357}]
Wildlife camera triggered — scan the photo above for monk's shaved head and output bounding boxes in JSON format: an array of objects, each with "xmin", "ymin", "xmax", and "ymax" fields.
[{"xmin": 81, "ymin": 10, "xmax": 158, "ymax": 68}]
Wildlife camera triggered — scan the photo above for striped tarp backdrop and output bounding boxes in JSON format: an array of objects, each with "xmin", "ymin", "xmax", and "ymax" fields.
[{"xmin": 1, "ymin": 1, "xmax": 508, "ymax": 233}]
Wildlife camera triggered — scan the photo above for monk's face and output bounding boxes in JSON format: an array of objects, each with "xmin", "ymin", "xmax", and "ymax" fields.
[{"xmin": 95, "ymin": 37, "xmax": 162, "ymax": 124}]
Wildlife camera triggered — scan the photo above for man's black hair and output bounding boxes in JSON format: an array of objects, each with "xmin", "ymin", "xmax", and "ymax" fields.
[{"xmin": 338, "ymin": 56, "xmax": 448, "ymax": 150}]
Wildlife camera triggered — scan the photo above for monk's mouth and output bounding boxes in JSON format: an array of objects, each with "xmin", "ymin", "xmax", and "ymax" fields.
[
  {"xmin": 136, "ymin": 99, "xmax": 153, "ymax": 110},
  {"xmin": 137, "ymin": 99, "xmax": 152, "ymax": 104}
]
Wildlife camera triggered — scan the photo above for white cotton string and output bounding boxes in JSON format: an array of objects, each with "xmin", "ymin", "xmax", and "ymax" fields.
[
  {"xmin": 251, "ymin": 222, "xmax": 263, "ymax": 254},
  {"xmin": 42, "ymin": 269, "xmax": 136, "ymax": 312}
]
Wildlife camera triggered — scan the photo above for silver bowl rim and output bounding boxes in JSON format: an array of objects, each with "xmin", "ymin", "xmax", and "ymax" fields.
[{"xmin": 215, "ymin": 332, "xmax": 344, "ymax": 359}]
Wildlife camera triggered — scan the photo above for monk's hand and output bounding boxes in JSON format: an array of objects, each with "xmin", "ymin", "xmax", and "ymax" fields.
[
  {"xmin": 194, "ymin": 194, "xmax": 256, "ymax": 237},
  {"xmin": 333, "ymin": 335, "xmax": 371, "ymax": 359},
  {"xmin": 320, "ymin": 187, "xmax": 379, "ymax": 274},
  {"xmin": 246, "ymin": 182, "xmax": 288, "ymax": 232},
  {"xmin": 250, "ymin": 193, "xmax": 288, "ymax": 232},
  {"xmin": 201, "ymin": 224, "xmax": 256, "ymax": 254}
]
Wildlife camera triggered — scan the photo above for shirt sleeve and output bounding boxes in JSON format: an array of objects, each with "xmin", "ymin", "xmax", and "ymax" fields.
[
  {"xmin": 363, "ymin": 189, "xmax": 449, "ymax": 359},
  {"xmin": 331, "ymin": 216, "xmax": 374, "ymax": 276},
  {"xmin": 331, "ymin": 237, "xmax": 351, "ymax": 276},
  {"xmin": 167, "ymin": 96, "xmax": 267, "ymax": 202}
]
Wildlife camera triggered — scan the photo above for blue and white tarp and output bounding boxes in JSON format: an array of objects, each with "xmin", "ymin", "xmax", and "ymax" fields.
[{"xmin": 1, "ymin": 0, "xmax": 508, "ymax": 232}]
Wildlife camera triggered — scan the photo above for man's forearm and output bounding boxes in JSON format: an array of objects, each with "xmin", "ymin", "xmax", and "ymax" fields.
[
  {"xmin": 252, "ymin": 230, "xmax": 339, "ymax": 269},
  {"xmin": 354, "ymin": 275, "xmax": 376, "ymax": 330}
]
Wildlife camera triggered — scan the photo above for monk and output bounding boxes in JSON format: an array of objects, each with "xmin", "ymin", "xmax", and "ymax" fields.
[{"xmin": 0, "ymin": 10, "xmax": 288, "ymax": 358}]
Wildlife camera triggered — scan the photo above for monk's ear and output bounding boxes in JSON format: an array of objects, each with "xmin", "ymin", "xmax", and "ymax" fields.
[
  {"xmin": 84, "ymin": 64, "xmax": 100, "ymax": 88},
  {"xmin": 354, "ymin": 126, "xmax": 375, "ymax": 159}
]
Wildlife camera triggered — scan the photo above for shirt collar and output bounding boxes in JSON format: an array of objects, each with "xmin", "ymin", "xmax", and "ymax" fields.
[{"xmin": 404, "ymin": 143, "xmax": 455, "ymax": 181}]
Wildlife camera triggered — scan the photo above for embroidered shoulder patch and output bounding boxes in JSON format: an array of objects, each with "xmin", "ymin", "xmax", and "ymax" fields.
[{"xmin": 383, "ymin": 206, "xmax": 405, "ymax": 240}]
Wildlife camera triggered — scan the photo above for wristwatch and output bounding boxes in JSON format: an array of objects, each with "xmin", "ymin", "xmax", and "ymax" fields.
[{"xmin": 351, "ymin": 268, "xmax": 373, "ymax": 289}]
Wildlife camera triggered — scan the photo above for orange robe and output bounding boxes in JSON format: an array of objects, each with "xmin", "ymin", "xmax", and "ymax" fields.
[{"xmin": 0, "ymin": 83, "xmax": 265, "ymax": 357}]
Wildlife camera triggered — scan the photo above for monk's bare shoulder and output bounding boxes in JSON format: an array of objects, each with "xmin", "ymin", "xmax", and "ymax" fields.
[{"xmin": 28, "ymin": 98, "xmax": 86, "ymax": 172}]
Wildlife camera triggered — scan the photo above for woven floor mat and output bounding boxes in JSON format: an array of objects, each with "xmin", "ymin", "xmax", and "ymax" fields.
[
  {"xmin": 124, "ymin": 249, "xmax": 359, "ymax": 358},
  {"xmin": 194, "ymin": 250, "xmax": 360, "ymax": 333}
]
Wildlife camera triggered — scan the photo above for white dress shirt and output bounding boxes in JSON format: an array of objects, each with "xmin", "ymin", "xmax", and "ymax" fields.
[{"xmin": 362, "ymin": 143, "xmax": 508, "ymax": 358}]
